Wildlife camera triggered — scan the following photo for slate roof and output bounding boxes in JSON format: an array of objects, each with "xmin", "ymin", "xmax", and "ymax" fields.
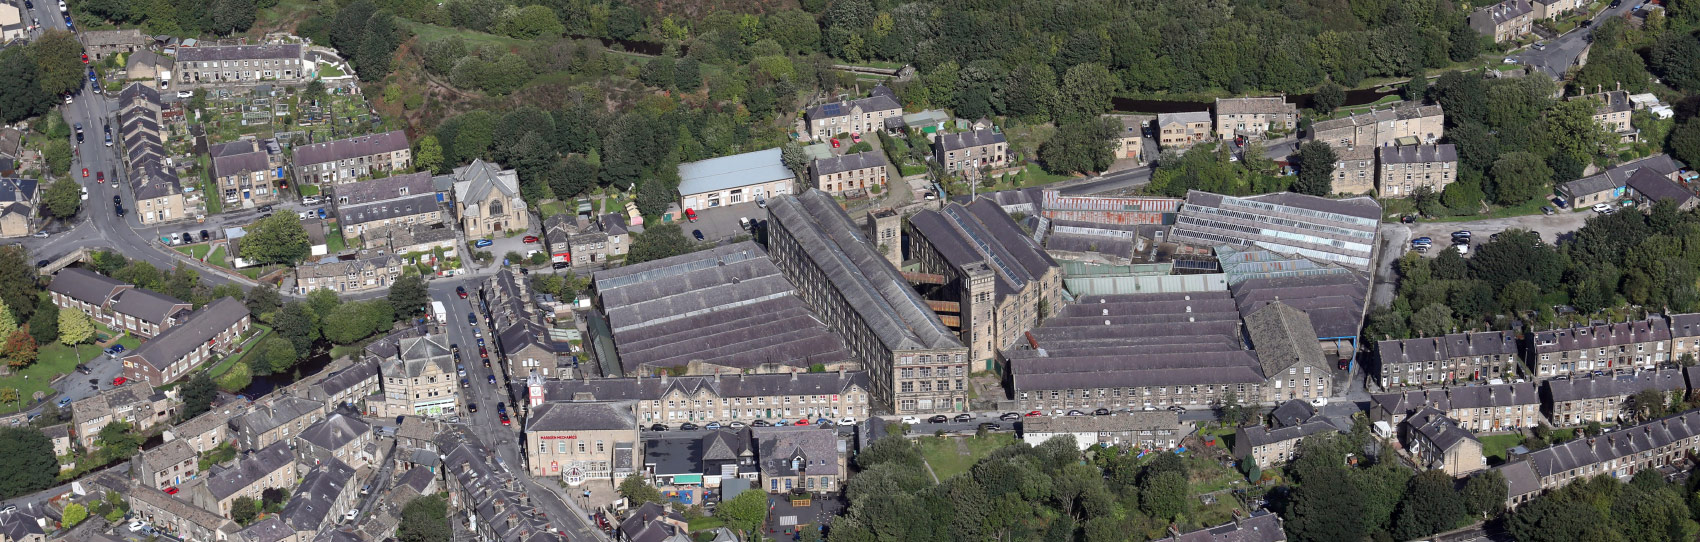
[
  {"xmin": 237, "ymin": 516, "xmax": 294, "ymax": 542},
  {"xmin": 1238, "ymin": 419, "xmax": 1340, "ymax": 448},
  {"xmin": 108, "ymin": 288, "xmax": 190, "ymax": 327},
  {"xmin": 171, "ymin": 407, "xmax": 235, "ymax": 442},
  {"xmin": 126, "ymin": 481, "xmax": 234, "ymax": 537},
  {"xmin": 129, "ymin": 162, "xmax": 183, "ymax": 200},
  {"xmin": 205, "ymin": 441, "xmax": 294, "ymax": 500},
  {"xmin": 293, "ymin": 130, "xmax": 408, "ymax": 167},
  {"xmin": 297, "ymin": 413, "xmax": 369, "ymax": 452},
  {"xmin": 811, "ymin": 151, "xmax": 885, "ymax": 177},
  {"xmin": 335, "ymin": 172, "xmax": 434, "ymax": 207},
  {"xmin": 1572, "ymin": 90, "xmax": 1634, "ymax": 116},
  {"xmin": 539, "ymin": 372, "xmax": 871, "ymax": 403},
  {"xmin": 126, "ymin": 297, "xmax": 248, "ymax": 371},
  {"xmin": 908, "ymin": 197, "xmax": 1058, "ymax": 303},
  {"xmin": 1230, "ymin": 273, "xmax": 1369, "ymax": 340},
  {"xmin": 451, "ymin": 159, "xmax": 523, "ymax": 219},
  {"xmin": 1406, "ymin": 407, "xmax": 1478, "ymax": 454},
  {"xmin": 1627, "ymin": 167, "xmax": 1698, "ymax": 206},
  {"xmin": 1215, "ymin": 97, "xmax": 1295, "ymax": 116},
  {"xmin": 1158, "ymin": 111, "xmax": 1211, "ymax": 126},
  {"xmin": 935, "ymin": 129, "xmax": 1006, "ymax": 153},
  {"xmin": 396, "ymin": 466, "xmax": 435, "ymax": 494},
  {"xmin": 1546, "ymin": 368, "xmax": 1686, "ymax": 402},
  {"xmin": 676, "ymin": 148, "xmax": 794, "ymax": 197},
  {"xmin": 1525, "ymin": 410, "xmax": 1700, "ymax": 480},
  {"xmin": 1309, "ymin": 101, "xmax": 1444, "ymax": 134},
  {"xmin": 138, "ymin": 439, "xmax": 197, "ymax": 475},
  {"xmin": 375, "ymin": 334, "xmax": 451, "ymax": 379},
  {"xmin": 338, "ymin": 193, "xmax": 440, "ymax": 227},
  {"xmin": 127, "ymin": 50, "xmax": 172, "ymax": 73},
  {"xmin": 525, "ymin": 401, "xmax": 636, "ymax": 432},
  {"xmin": 176, "ymin": 43, "xmax": 301, "ymax": 62},
  {"xmin": 1009, "ymin": 291, "xmax": 1266, "ymax": 391},
  {"xmin": 48, "ymin": 267, "xmax": 129, "ymax": 306},
  {"xmin": 766, "ymin": 191, "xmax": 964, "ymax": 351},
  {"xmin": 1022, "ymin": 411, "xmax": 1187, "ymax": 434},
  {"xmin": 753, "ymin": 426, "xmax": 839, "ymax": 478},
  {"xmin": 1671, "ymin": 312, "xmax": 1700, "ymax": 338},
  {"xmin": 1559, "ymin": 154, "xmax": 1679, "ymax": 198},
  {"xmin": 231, "ymin": 396, "xmax": 325, "ymax": 439},
  {"xmin": 280, "ymin": 458, "xmax": 355, "ymax": 533},
  {"xmin": 1164, "ymin": 511, "xmax": 1287, "ymax": 542},
  {"xmin": 311, "ymin": 358, "xmax": 379, "ymax": 402},
  {"xmin": 618, "ymin": 502, "xmax": 688, "ymax": 542},
  {"xmin": 1243, "ymin": 302, "xmax": 1328, "ymax": 377},
  {"xmin": 1371, "ymin": 383, "xmax": 1541, "ymax": 418},
  {"xmin": 80, "ymin": 29, "xmax": 149, "ymax": 47},
  {"xmin": 1268, "ymin": 400, "xmax": 1316, "ymax": 429},
  {"xmin": 1529, "ymin": 317, "xmax": 1672, "ymax": 355},
  {"xmin": 1378, "ymin": 144, "xmax": 1457, "ymax": 164},
  {"xmin": 295, "ymin": 255, "xmax": 402, "ymax": 280},
  {"xmin": 594, "ymin": 240, "xmax": 852, "ymax": 373},
  {"xmin": 803, "ymin": 94, "xmax": 901, "ymax": 122},
  {"xmin": 1499, "ymin": 460, "xmax": 1541, "ymax": 497},
  {"xmin": 1376, "ymin": 331, "xmax": 1518, "ymax": 368},
  {"xmin": 0, "ymin": 178, "xmax": 37, "ymax": 204},
  {"xmin": 436, "ymin": 430, "xmax": 556, "ymax": 542}
]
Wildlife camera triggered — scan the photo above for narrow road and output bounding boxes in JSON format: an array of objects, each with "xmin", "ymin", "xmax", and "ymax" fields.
[{"xmin": 1509, "ymin": 2, "xmax": 1635, "ymax": 79}]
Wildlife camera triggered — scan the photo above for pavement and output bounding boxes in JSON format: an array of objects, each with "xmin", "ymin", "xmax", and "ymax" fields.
[{"xmin": 1508, "ymin": 1, "xmax": 1636, "ymax": 79}]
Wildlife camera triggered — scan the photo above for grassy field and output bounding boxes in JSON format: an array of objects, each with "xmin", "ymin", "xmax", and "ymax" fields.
[
  {"xmin": 176, "ymin": 244, "xmax": 212, "ymax": 259},
  {"xmin": 297, "ymin": 185, "xmax": 320, "ymax": 197},
  {"xmin": 326, "ymin": 223, "xmax": 346, "ymax": 253},
  {"xmin": 1424, "ymin": 196, "xmax": 1551, "ymax": 223},
  {"xmin": 917, "ymin": 433, "xmax": 1018, "ymax": 481},
  {"xmin": 203, "ymin": 181, "xmax": 224, "ymax": 215},
  {"xmin": 1480, "ymin": 433, "xmax": 1524, "ymax": 463},
  {"xmin": 0, "ymin": 342, "xmax": 105, "ymax": 415},
  {"xmin": 317, "ymin": 63, "xmax": 344, "ymax": 78},
  {"xmin": 207, "ymin": 246, "xmax": 230, "ymax": 268}
]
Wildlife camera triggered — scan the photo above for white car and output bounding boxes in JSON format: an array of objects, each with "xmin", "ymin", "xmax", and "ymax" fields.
[
  {"xmin": 838, "ymin": 417, "xmax": 856, "ymax": 425},
  {"xmin": 1592, "ymin": 203, "xmax": 1613, "ymax": 213},
  {"xmin": 176, "ymin": 90, "xmax": 194, "ymax": 98},
  {"xmin": 1502, "ymin": 57, "xmax": 1518, "ymax": 64},
  {"xmin": 128, "ymin": 521, "xmax": 147, "ymax": 533},
  {"xmin": 899, "ymin": 416, "xmax": 919, "ymax": 424},
  {"xmin": 344, "ymin": 510, "xmax": 359, "ymax": 522},
  {"xmin": 1311, "ymin": 397, "xmax": 1329, "ymax": 407}
]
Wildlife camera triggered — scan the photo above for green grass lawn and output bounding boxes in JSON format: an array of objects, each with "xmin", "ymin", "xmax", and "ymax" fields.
[
  {"xmin": 209, "ymin": 325, "xmax": 273, "ymax": 379},
  {"xmin": 917, "ymin": 433, "xmax": 1018, "ymax": 481},
  {"xmin": 175, "ymin": 244, "xmax": 212, "ymax": 259},
  {"xmin": 1425, "ymin": 196, "xmax": 1551, "ymax": 223},
  {"xmin": 326, "ymin": 223, "xmax": 346, "ymax": 254},
  {"xmin": 0, "ymin": 342, "xmax": 104, "ymax": 415},
  {"xmin": 207, "ymin": 246, "xmax": 230, "ymax": 268},
  {"xmin": 686, "ymin": 517, "xmax": 724, "ymax": 532},
  {"xmin": 297, "ymin": 185, "xmax": 320, "ymax": 197},
  {"xmin": 1480, "ymin": 433, "xmax": 1524, "ymax": 463},
  {"xmin": 317, "ymin": 63, "xmax": 344, "ymax": 78},
  {"xmin": 538, "ymin": 201, "xmax": 570, "ymax": 218},
  {"xmin": 239, "ymin": 264, "xmax": 283, "ymax": 280},
  {"xmin": 202, "ymin": 181, "xmax": 224, "ymax": 214}
]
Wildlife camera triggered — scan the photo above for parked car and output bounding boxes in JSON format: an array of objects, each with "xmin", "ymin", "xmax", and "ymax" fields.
[
  {"xmin": 927, "ymin": 415, "xmax": 949, "ymax": 423},
  {"xmin": 1025, "ymin": 410, "xmax": 1042, "ymax": 416},
  {"xmin": 977, "ymin": 422, "xmax": 1001, "ymax": 431},
  {"xmin": 57, "ymin": 397, "xmax": 71, "ymax": 407},
  {"xmin": 693, "ymin": 229, "xmax": 705, "ymax": 241},
  {"xmin": 728, "ymin": 421, "xmax": 746, "ymax": 428},
  {"xmin": 500, "ymin": 412, "xmax": 510, "ymax": 425},
  {"xmin": 830, "ymin": 138, "xmax": 840, "ymax": 148},
  {"xmin": 474, "ymin": 239, "xmax": 494, "ymax": 248},
  {"xmin": 793, "ymin": 419, "xmax": 811, "ymax": 426},
  {"xmin": 750, "ymin": 420, "xmax": 772, "ymax": 427},
  {"xmin": 685, "ymin": 208, "xmax": 697, "ymax": 222},
  {"xmin": 460, "ymin": 378, "xmax": 469, "ymax": 388},
  {"xmin": 999, "ymin": 412, "xmax": 1021, "ymax": 421},
  {"xmin": 1410, "ymin": 237, "xmax": 1432, "ymax": 246},
  {"xmin": 899, "ymin": 416, "xmax": 920, "ymax": 424},
  {"xmin": 468, "ymin": 403, "xmax": 477, "ymax": 412},
  {"xmin": 680, "ymin": 422, "xmax": 700, "ymax": 430},
  {"xmin": 1093, "ymin": 408, "xmax": 1111, "ymax": 415},
  {"xmin": 1542, "ymin": 206, "xmax": 1556, "ymax": 215},
  {"xmin": 952, "ymin": 413, "xmax": 972, "ymax": 422},
  {"xmin": 649, "ymin": 424, "xmax": 667, "ymax": 431},
  {"xmin": 200, "ymin": 230, "xmax": 209, "ymax": 241},
  {"xmin": 1592, "ymin": 203, "xmax": 1614, "ymax": 213},
  {"xmin": 523, "ymin": 235, "xmax": 539, "ymax": 243},
  {"xmin": 704, "ymin": 422, "xmax": 721, "ymax": 430},
  {"xmin": 1066, "ymin": 410, "xmax": 1086, "ymax": 416},
  {"xmin": 112, "ymin": 377, "xmax": 126, "ymax": 386},
  {"xmin": 95, "ymin": 171, "xmax": 104, "ymax": 183},
  {"xmin": 1167, "ymin": 405, "xmax": 1187, "ymax": 412},
  {"xmin": 81, "ymin": 167, "xmax": 88, "ymax": 177},
  {"xmin": 487, "ymin": 374, "xmax": 496, "ymax": 385},
  {"xmin": 457, "ymin": 286, "xmax": 468, "ymax": 298}
]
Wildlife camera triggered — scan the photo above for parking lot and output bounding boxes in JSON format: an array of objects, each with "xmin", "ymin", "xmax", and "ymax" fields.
[
  {"xmin": 1402, "ymin": 208, "xmax": 1596, "ymax": 257},
  {"xmin": 685, "ymin": 201, "xmax": 765, "ymax": 243}
]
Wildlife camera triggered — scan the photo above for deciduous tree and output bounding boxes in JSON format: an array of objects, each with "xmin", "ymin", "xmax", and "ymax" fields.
[
  {"xmin": 240, "ymin": 213, "xmax": 310, "ymax": 265},
  {"xmin": 42, "ymin": 179, "xmax": 81, "ymax": 219},
  {"xmin": 0, "ymin": 426, "xmax": 56, "ymax": 499},
  {"xmin": 1294, "ymin": 141, "xmax": 1338, "ymax": 196},
  {"xmin": 398, "ymin": 495, "xmax": 450, "ymax": 542}
]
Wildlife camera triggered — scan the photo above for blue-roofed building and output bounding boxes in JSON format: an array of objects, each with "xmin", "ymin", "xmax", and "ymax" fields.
[{"xmin": 677, "ymin": 148, "xmax": 796, "ymax": 212}]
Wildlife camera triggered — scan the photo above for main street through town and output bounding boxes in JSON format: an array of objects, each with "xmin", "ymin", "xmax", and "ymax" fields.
[{"xmin": 427, "ymin": 279, "xmax": 608, "ymax": 541}]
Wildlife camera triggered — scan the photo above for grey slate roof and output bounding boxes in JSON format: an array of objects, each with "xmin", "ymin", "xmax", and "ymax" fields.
[
  {"xmin": 279, "ymin": 457, "xmax": 355, "ymax": 533},
  {"xmin": 205, "ymin": 441, "xmax": 294, "ymax": 500},
  {"xmin": 0, "ymin": 178, "xmax": 37, "ymax": 204},
  {"xmin": 1238, "ymin": 419, "xmax": 1340, "ymax": 448},
  {"xmin": 338, "ymin": 193, "xmax": 440, "ymax": 227},
  {"xmin": 396, "ymin": 466, "xmax": 434, "ymax": 493},
  {"xmin": 753, "ymin": 426, "xmax": 839, "ymax": 478},
  {"xmin": 539, "ymin": 372, "xmax": 871, "ymax": 403},
  {"xmin": 766, "ymin": 191, "xmax": 964, "ymax": 351},
  {"xmin": 176, "ymin": 43, "xmax": 301, "ymax": 62},
  {"xmin": 450, "ymin": 159, "xmax": 520, "ymax": 207},
  {"xmin": 1243, "ymin": 302, "xmax": 1328, "ymax": 378},
  {"xmin": 1499, "ymin": 460, "xmax": 1541, "ymax": 497},
  {"xmin": 48, "ymin": 267, "xmax": 128, "ymax": 306},
  {"xmin": 293, "ymin": 130, "xmax": 408, "ymax": 167},
  {"xmin": 1164, "ymin": 511, "xmax": 1286, "ymax": 542},
  {"xmin": 935, "ymin": 129, "xmax": 1006, "ymax": 153},
  {"xmin": 237, "ymin": 516, "xmax": 294, "ymax": 542},
  {"xmin": 108, "ymin": 288, "xmax": 190, "ymax": 326},
  {"xmin": 1158, "ymin": 111, "xmax": 1211, "ymax": 126},
  {"xmin": 1378, "ymin": 143, "xmax": 1457, "ymax": 164},
  {"xmin": 1308, "ymin": 101, "xmax": 1443, "ymax": 134},
  {"xmin": 1525, "ymin": 409, "xmax": 1700, "ymax": 480},
  {"xmin": 334, "ymin": 172, "xmax": 434, "ymax": 207},
  {"xmin": 138, "ymin": 439, "xmax": 197, "ymax": 476},
  {"xmin": 376, "ymin": 334, "xmax": 451, "ymax": 379},
  {"xmin": 804, "ymin": 94, "xmax": 901, "ymax": 122},
  {"xmin": 1230, "ymin": 273, "xmax": 1369, "ymax": 340},
  {"xmin": 1529, "ymin": 317, "xmax": 1672, "ymax": 354},
  {"xmin": 525, "ymin": 401, "xmax": 636, "ymax": 432},
  {"xmin": 1627, "ymin": 167, "xmax": 1698, "ymax": 206},
  {"xmin": 908, "ymin": 197, "xmax": 1059, "ymax": 303},
  {"xmin": 1406, "ymin": 407, "xmax": 1478, "ymax": 453},
  {"xmin": 1546, "ymin": 368, "xmax": 1686, "ymax": 402},
  {"xmin": 1269, "ymin": 400, "xmax": 1316, "ymax": 428},
  {"xmin": 1559, "ymin": 154, "xmax": 1679, "ymax": 198},
  {"xmin": 297, "ymin": 413, "xmax": 369, "ymax": 452},
  {"xmin": 811, "ymin": 151, "xmax": 885, "ymax": 177},
  {"xmin": 1671, "ymin": 312, "xmax": 1700, "ymax": 339},
  {"xmin": 126, "ymin": 297, "xmax": 248, "ymax": 371},
  {"xmin": 1371, "ymin": 382, "xmax": 1541, "ymax": 418},
  {"xmin": 231, "ymin": 396, "xmax": 325, "ymax": 439},
  {"xmin": 618, "ymin": 502, "xmax": 688, "ymax": 542},
  {"xmin": 311, "ymin": 358, "xmax": 379, "ymax": 402}
]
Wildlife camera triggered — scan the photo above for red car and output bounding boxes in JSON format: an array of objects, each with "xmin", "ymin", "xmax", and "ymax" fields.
[
  {"xmin": 523, "ymin": 235, "xmax": 538, "ymax": 243},
  {"xmin": 112, "ymin": 376, "xmax": 126, "ymax": 386},
  {"xmin": 793, "ymin": 419, "xmax": 810, "ymax": 426},
  {"xmin": 81, "ymin": 168, "xmax": 88, "ymax": 177},
  {"xmin": 851, "ymin": 133, "xmax": 862, "ymax": 143},
  {"xmin": 830, "ymin": 138, "xmax": 840, "ymax": 148},
  {"xmin": 81, "ymin": 53, "xmax": 88, "ymax": 64},
  {"xmin": 500, "ymin": 412, "xmax": 511, "ymax": 425},
  {"xmin": 1025, "ymin": 410, "xmax": 1042, "ymax": 417},
  {"xmin": 163, "ymin": 486, "xmax": 179, "ymax": 495},
  {"xmin": 456, "ymin": 286, "xmax": 468, "ymax": 299},
  {"xmin": 684, "ymin": 208, "xmax": 697, "ymax": 222},
  {"xmin": 96, "ymin": 171, "xmax": 104, "ymax": 183}
]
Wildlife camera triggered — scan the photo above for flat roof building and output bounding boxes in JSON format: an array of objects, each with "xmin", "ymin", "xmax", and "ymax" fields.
[{"xmin": 677, "ymin": 149, "xmax": 795, "ymax": 212}]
